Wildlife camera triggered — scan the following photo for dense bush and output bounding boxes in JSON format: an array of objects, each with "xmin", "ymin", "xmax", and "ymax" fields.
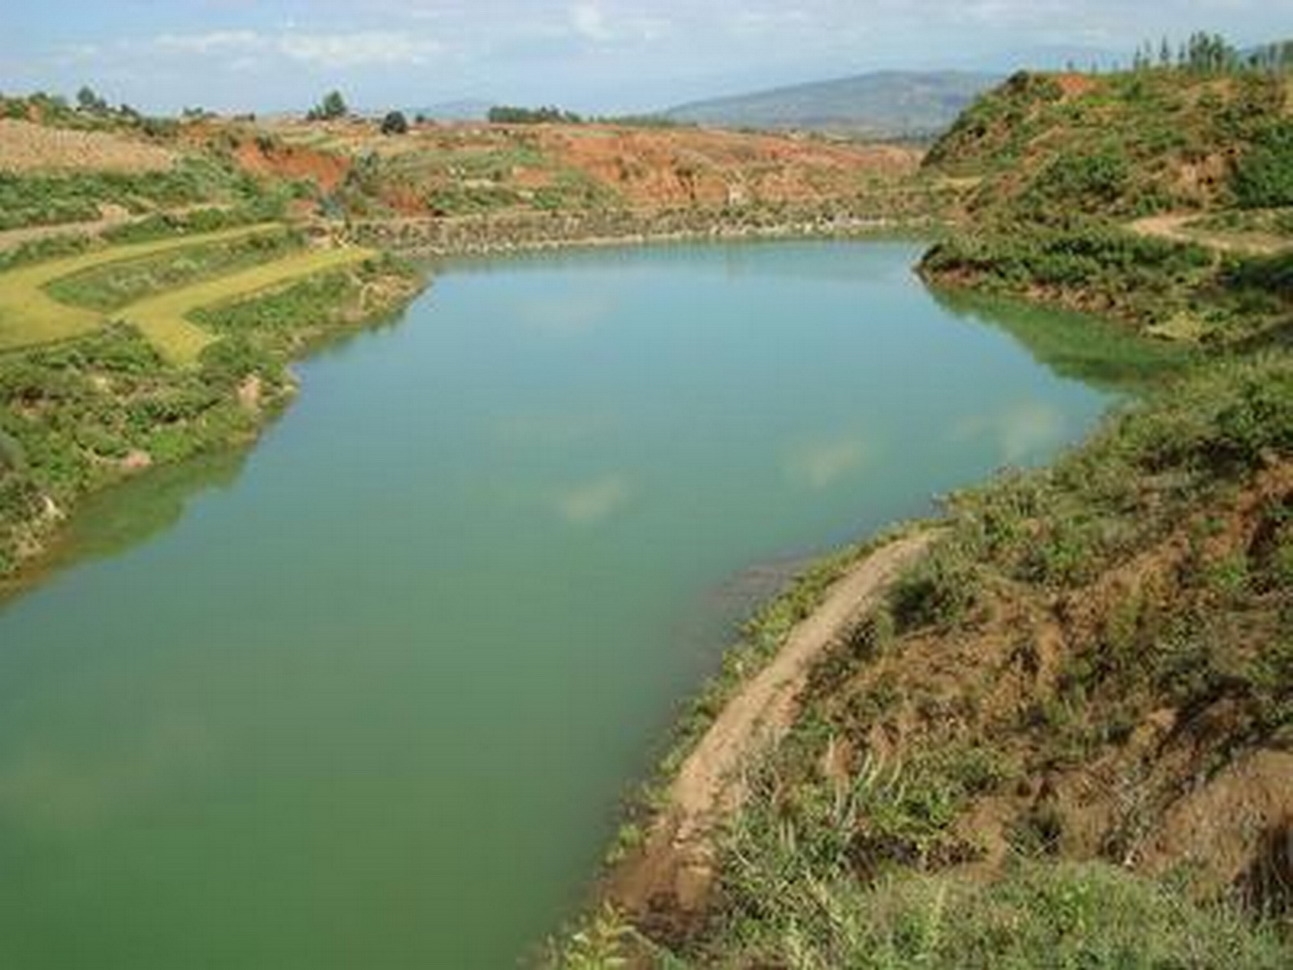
[
  {"xmin": 710, "ymin": 852, "xmax": 1290, "ymax": 969},
  {"xmin": 380, "ymin": 111, "xmax": 409, "ymax": 136},
  {"xmin": 1232, "ymin": 120, "xmax": 1293, "ymax": 208},
  {"xmin": 1020, "ymin": 148, "xmax": 1132, "ymax": 217},
  {"xmin": 889, "ymin": 544, "xmax": 979, "ymax": 631},
  {"xmin": 487, "ymin": 105, "xmax": 584, "ymax": 125}
]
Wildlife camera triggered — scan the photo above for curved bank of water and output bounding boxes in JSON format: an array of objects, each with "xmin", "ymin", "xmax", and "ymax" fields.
[{"xmin": 0, "ymin": 240, "xmax": 1139, "ymax": 967}]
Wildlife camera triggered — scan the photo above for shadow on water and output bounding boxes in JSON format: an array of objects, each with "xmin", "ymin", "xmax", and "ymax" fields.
[{"xmin": 929, "ymin": 285, "xmax": 1197, "ymax": 393}]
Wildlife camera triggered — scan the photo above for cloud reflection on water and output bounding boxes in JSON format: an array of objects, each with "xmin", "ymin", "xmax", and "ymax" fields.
[
  {"xmin": 783, "ymin": 435, "xmax": 869, "ymax": 490},
  {"xmin": 953, "ymin": 400, "xmax": 1066, "ymax": 464}
]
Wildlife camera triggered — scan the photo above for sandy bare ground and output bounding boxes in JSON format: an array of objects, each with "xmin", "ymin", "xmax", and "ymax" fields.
[
  {"xmin": 609, "ymin": 531, "xmax": 937, "ymax": 920},
  {"xmin": 1128, "ymin": 212, "xmax": 1290, "ymax": 257},
  {"xmin": 0, "ymin": 119, "xmax": 176, "ymax": 174}
]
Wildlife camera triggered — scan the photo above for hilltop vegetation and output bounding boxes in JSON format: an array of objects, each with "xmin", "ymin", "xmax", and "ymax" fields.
[
  {"xmin": 919, "ymin": 60, "xmax": 1293, "ymax": 343},
  {"xmin": 927, "ymin": 68, "xmax": 1293, "ymax": 218}
]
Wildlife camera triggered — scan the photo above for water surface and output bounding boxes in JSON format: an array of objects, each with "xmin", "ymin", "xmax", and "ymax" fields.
[{"xmin": 0, "ymin": 241, "xmax": 1126, "ymax": 967}]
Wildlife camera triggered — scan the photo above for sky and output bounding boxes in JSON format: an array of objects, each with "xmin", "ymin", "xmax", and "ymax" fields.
[{"xmin": 3, "ymin": 1, "xmax": 1291, "ymax": 115}]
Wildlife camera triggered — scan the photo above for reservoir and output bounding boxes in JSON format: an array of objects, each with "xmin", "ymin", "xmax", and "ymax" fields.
[{"xmin": 0, "ymin": 241, "xmax": 1128, "ymax": 967}]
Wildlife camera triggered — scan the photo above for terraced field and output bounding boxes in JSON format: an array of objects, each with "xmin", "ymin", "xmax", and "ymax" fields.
[
  {"xmin": 0, "ymin": 225, "xmax": 375, "ymax": 364},
  {"xmin": 116, "ymin": 245, "xmax": 378, "ymax": 363}
]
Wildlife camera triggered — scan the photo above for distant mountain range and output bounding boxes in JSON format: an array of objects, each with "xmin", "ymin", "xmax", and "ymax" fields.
[{"xmin": 661, "ymin": 71, "xmax": 1002, "ymax": 139}]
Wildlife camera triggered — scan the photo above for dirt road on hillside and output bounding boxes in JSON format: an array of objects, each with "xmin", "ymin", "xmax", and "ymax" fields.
[
  {"xmin": 609, "ymin": 530, "xmax": 937, "ymax": 922},
  {"xmin": 1128, "ymin": 213, "xmax": 1290, "ymax": 257}
]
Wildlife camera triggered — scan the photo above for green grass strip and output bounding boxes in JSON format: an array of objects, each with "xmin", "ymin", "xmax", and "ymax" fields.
[
  {"xmin": 115, "ymin": 246, "xmax": 379, "ymax": 365},
  {"xmin": 0, "ymin": 224, "xmax": 282, "ymax": 353}
]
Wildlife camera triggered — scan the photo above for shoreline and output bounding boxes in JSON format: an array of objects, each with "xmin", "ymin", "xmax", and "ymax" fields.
[
  {"xmin": 340, "ymin": 197, "xmax": 949, "ymax": 258},
  {"xmin": 0, "ymin": 254, "xmax": 426, "ymax": 596},
  {"xmin": 604, "ymin": 531, "xmax": 939, "ymax": 931}
]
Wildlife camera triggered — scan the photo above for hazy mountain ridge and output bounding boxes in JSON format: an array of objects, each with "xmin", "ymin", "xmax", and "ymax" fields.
[{"xmin": 662, "ymin": 70, "xmax": 1002, "ymax": 137}]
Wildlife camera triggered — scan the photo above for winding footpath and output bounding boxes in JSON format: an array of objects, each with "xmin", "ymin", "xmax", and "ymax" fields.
[
  {"xmin": 610, "ymin": 530, "xmax": 938, "ymax": 920},
  {"xmin": 1128, "ymin": 212, "xmax": 1290, "ymax": 257}
]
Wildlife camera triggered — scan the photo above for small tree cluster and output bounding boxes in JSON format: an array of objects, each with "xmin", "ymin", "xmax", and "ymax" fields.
[
  {"xmin": 380, "ymin": 110, "xmax": 409, "ymax": 135},
  {"xmin": 1246, "ymin": 40, "xmax": 1293, "ymax": 73},
  {"xmin": 1128, "ymin": 32, "xmax": 1293, "ymax": 76},
  {"xmin": 306, "ymin": 90, "xmax": 348, "ymax": 122},
  {"xmin": 1180, "ymin": 32, "xmax": 1239, "ymax": 73},
  {"xmin": 75, "ymin": 85, "xmax": 109, "ymax": 114},
  {"xmin": 487, "ymin": 105, "xmax": 583, "ymax": 125}
]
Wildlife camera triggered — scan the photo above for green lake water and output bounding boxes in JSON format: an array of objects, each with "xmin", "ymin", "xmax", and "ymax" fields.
[{"xmin": 0, "ymin": 241, "xmax": 1145, "ymax": 967}]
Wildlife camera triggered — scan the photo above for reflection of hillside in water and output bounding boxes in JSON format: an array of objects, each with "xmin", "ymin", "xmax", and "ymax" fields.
[
  {"xmin": 0, "ymin": 448, "xmax": 249, "ymax": 608},
  {"xmin": 929, "ymin": 286, "xmax": 1196, "ymax": 394},
  {"xmin": 433, "ymin": 237, "xmax": 927, "ymax": 285}
]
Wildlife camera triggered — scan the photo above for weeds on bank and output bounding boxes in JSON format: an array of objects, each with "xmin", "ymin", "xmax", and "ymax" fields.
[{"xmin": 706, "ymin": 853, "xmax": 1291, "ymax": 969}]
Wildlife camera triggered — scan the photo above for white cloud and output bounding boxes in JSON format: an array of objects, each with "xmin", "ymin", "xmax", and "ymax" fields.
[
  {"xmin": 147, "ymin": 28, "xmax": 442, "ymax": 69},
  {"xmin": 279, "ymin": 31, "xmax": 443, "ymax": 68},
  {"xmin": 571, "ymin": 2, "xmax": 613, "ymax": 42},
  {"xmin": 153, "ymin": 31, "xmax": 264, "ymax": 55},
  {"xmin": 565, "ymin": 1, "xmax": 672, "ymax": 45}
]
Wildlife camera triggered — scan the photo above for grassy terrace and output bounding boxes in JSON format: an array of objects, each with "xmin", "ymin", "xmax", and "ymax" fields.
[
  {"xmin": 0, "ymin": 225, "xmax": 377, "ymax": 365},
  {"xmin": 115, "ymin": 246, "xmax": 378, "ymax": 364},
  {"xmin": 0, "ymin": 225, "xmax": 281, "ymax": 351}
]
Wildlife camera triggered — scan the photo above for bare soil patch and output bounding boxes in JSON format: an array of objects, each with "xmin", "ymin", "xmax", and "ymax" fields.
[{"xmin": 0, "ymin": 120, "xmax": 176, "ymax": 174}]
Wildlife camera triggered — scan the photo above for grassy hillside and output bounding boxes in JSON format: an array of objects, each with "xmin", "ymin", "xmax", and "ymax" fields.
[
  {"xmin": 919, "ymin": 67, "xmax": 1292, "ymax": 344},
  {"xmin": 663, "ymin": 71, "xmax": 999, "ymax": 139},
  {"xmin": 0, "ymin": 238, "xmax": 419, "ymax": 580},
  {"xmin": 577, "ymin": 60, "xmax": 1293, "ymax": 970},
  {"xmin": 927, "ymin": 69, "xmax": 1293, "ymax": 219}
]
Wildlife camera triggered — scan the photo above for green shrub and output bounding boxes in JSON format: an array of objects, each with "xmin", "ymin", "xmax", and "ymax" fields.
[
  {"xmin": 1233, "ymin": 120, "xmax": 1293, "ymax": 208},
  {"xmin": 1213, "ymin": 368, "xmax": 1293, "ymax": 468},
  {"xmin": 889, "ymin": 544, "xmax": 979, "ymax": 632},
  {"xmin": 1022, "ymin": 148, "xmax": 1131, "ymax": 217}
]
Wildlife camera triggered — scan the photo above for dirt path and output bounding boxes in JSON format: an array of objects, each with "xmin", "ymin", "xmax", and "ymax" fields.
[
  {"xmin": 1128, "ymin": 213, "xmax": 1289, "ymax": 257},
  {"xmin": 609, "ymin": 530, "xmax": 937, "ymax": 922}
]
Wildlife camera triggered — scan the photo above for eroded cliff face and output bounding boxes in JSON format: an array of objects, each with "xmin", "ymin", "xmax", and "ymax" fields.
[{"xmin": 228, "ymin": 117, "xmax": 923, "ymax": 219}]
